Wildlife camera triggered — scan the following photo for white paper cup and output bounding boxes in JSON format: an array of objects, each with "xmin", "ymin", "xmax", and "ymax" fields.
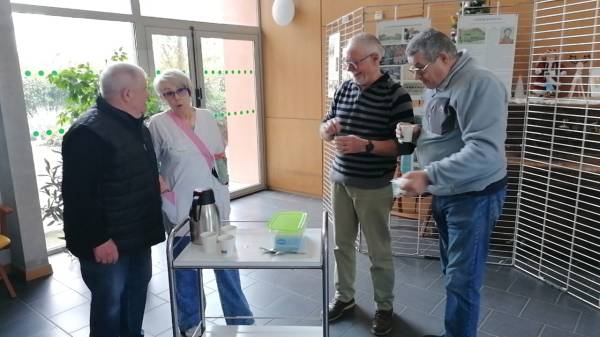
[
  {"xmin": 220, "ymin": 225, "xmax": 237, "ymax": 236},
  {"xmin": 218, "ymin": 234, "xmax": 235, "ymax": 255},
  {"xmin": 200, "ymin": 231, "xmax": 218, "ymax": 254},
  {"xmin": 391, "ymin": 177, "xmax": 409, "ymax": 197},
  {"xmin": 400, "ymin": 124, "xmax": 414, "ymax": 143}
]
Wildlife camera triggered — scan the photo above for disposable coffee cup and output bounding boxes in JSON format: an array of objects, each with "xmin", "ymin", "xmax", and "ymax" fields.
[
  {"xmin": 218, "ymin": 234, "xmax": 235, "ymax": 255},
  {"xmin": 220, "ymin": 225, "xmax": 237, "ymax": 236},
  {"xmin": 391, "ymin": 177, "xmax": 409, "ymax": 197},
  {"xmin": 400, "ymin": 124, "xmax": 414, "ymax": 143},
  {"xmin": 200, "ymin": 231, "xmax": 218, "ymax": 254}
]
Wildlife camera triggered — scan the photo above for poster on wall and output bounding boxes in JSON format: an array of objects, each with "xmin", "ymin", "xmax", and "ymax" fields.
[
  {"xmin": 377, "ymin": 18, "xmax": 431, "ymax": 100},
  {"xmin": 327, "ymin": 32, "xmax": 340, "ymax": 98},
  {"xmin": 456, "ymin": 14, "xmax": 518, "ymax": 96}
]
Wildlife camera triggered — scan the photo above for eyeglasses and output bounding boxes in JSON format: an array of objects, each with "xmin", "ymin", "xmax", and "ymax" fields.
[
  {"xmin": 342, "ymin": 54, "xmax": 372, "ymax": 70},
  {"xmin": 161, "ymin": 87, "xmax": 190, "ymax": 99},
  {"xmin": 408, "ymin": 62, "xmax": 432, "ymax": 74}
]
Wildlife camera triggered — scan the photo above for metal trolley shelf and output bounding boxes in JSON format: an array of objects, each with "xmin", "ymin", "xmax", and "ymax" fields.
[{"xmin": 166, "ymin": 213, "xmax": 330, "ymax": 337}]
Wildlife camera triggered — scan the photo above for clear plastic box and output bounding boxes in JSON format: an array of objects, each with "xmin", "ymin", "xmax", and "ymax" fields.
[{"xmin": 267, "ymin": 211, "xmax": 307, "ymax": 252}]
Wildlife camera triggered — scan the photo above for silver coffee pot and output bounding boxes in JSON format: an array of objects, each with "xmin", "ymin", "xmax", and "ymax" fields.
[{"xmin": 189, "ymin": 188, "xmax": 221, "ymax": 245}]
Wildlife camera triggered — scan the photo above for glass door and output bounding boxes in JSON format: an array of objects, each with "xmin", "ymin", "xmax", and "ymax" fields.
[
  {"xmin": 197, "ymin": 34, "xmax": 264, "ymax": 197},
  {"xmin": 146, "ymin": 28, "xmax": 265, "ymax": 198}
]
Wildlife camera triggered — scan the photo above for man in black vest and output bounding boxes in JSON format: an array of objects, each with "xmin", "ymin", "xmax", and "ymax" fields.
[{"xmin": 62, "ymin": 63, "xmax": 165, "ymax": 337}]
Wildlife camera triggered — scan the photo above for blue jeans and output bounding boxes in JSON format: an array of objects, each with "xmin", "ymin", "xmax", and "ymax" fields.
[
  {"xmin": 80, "ymin": 248, "xmax": 152, "ymax": 337},
  {"xmin": 173, "ymin": 237, "xmax": 254, "ymax": 331},
  {"xmin": 432, "ymin": 187, "xmax": 506, "ymax": 337}
]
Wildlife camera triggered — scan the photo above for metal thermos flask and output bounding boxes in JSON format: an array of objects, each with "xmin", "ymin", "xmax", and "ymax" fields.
[{"xmin": 189, "ymin": 188, "xmax": 221, "ymax": 245}]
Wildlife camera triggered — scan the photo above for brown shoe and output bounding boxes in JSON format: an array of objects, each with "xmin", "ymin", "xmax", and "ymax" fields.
[
  {"xmin": 371, "ymin": 309, "xmax": 393, "ymax": 335},
  {"xmin": 328, "ymin": 298, "xmax": 355, "ymax": 322}
]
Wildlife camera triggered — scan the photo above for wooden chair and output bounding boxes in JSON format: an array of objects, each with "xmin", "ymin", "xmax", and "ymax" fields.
[{"xmin": 0, "ymin": 204, "xmax": 16, "ymax": 298}]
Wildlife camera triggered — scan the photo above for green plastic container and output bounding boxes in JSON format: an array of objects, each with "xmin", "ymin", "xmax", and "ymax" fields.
[{"xmin": 267, "ymin": 211, "xmax": 307, "ymax": 251}]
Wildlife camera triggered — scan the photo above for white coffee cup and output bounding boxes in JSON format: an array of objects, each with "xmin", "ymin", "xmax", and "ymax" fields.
[
  {"xmin": 218, "ymin": 234, "xmax": 235, "ymax": 255},
  {"xmin": 200, "ymin": 231, "xmax": 218, "ymax": 254},
  {"xmin": 220, "ymin": 225, "xmax": 237, "ymax": 236},
  {"xmin": 399, "ymin": 124, "xmax": 415, "ymax": 143},
  {"xmin": 391, "ymin": 177, "xmax": 409, "ymax": 197}
]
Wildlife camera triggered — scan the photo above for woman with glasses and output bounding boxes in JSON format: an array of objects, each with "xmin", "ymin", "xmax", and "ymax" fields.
[{"xmin": 148, "ymin": 69, "xmax": 253, "ymax": 337}]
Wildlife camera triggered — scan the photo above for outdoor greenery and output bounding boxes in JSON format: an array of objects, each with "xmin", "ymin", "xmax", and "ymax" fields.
[
  {"xmin": 47, "ymin": 48, "xmax": 162, "ymax": 126},
  {"xmin": 22, "ymin": 77, "xmax": 66, "ymax": 118},
  {"xmin": 39, "ymin": 153, "xmax": 63, "ymax": 227}
]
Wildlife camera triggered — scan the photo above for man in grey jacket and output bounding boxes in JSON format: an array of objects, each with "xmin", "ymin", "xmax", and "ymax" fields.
[{"xmin": 398, "ymin": 29, "xmax": 507, "ymax": 337}]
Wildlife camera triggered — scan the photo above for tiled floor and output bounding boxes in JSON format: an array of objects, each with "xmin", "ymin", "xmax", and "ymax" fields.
[{"xmin": 1, "ymin": 190, "xmax": 599, "ymax": 337}]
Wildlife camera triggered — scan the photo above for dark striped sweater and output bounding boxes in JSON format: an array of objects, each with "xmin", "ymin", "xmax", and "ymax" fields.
[{"xmin": 324, "ymin": 73, "xmax": 414, "ymax": 189}]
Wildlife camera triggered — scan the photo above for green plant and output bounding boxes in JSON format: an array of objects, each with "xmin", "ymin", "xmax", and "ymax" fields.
[
  {"xmin": 47, "ymin": 48, "xmax": 161, "ymax": 125},
  {"xmin": 39, "ymin": 152, "xmax": 63, "ymax": 227}
]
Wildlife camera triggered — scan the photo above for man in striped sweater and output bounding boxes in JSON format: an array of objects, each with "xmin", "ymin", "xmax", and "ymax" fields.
[{"xmin": 320, "ymin": 33, "xmax": 415, "ymax": 336}]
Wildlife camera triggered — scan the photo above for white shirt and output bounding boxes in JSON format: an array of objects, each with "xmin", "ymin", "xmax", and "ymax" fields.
[{"xmin": 148, "ymin": 108, "xmax": 229, "ymax": 228}]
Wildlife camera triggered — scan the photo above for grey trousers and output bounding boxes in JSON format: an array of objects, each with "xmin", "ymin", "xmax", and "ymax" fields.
[{"xmin": 332, "ymin": 182, "xmax": 395, "ymax": 311}]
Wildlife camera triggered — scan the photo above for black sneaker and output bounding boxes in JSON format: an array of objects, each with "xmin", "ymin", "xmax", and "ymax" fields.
[
  {"xmin": 328, "ymin": 298, "xmax": 356, "ymax": 322},
  {"xmin": 371, "ymin": 309, "xmax": 393, "ymax": 335}
]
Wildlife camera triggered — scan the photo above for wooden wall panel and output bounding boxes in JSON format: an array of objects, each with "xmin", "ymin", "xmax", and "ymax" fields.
[
  {"xmin": 260, "ymin": 0, "xmax": 323, "ymax": 196},
  {"xmin": 261, "ymin": 0, "xmax": 322, "ymax": 120},
  {"xmin": 265, "ymin": 118, "xmax": 323, "ymax": 196}
]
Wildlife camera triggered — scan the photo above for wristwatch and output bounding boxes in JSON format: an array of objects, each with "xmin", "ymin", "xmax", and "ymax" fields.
[{"xmin": 365, "ymin": 140, "xmax": 374, "ymax": 153}]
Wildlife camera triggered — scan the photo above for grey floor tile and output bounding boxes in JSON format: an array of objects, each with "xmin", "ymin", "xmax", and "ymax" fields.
[
  {"xmin": 478, "ymin": 331, "xmax": 497, "ymax": 337},
  {"xmin": 329, "ymin": 313, "xmax": 357, "ymax": 337},
  {"xmin": 147, "ymin": 270, "xmax": 170, "ymax": 294},
  {"xmin": 0, "ymin": 308, "xmax": 58, "ymax": 337},
  {"xmin": 481, "ymin": 286, "xmax": 529, "ymax": 315},
  {"xmin": 484, "ymin": 265, "xmax": 521, "ymax": 291},
  {"xmin": 393, "ymin": 283, "xmax": 445, "ymax": 314},
  {"xmin": 263, "ymin": 291, "xmax": 320, "ymax": 317},
  {"xmin": 27, "ymin": 289, "xmax": 89, "ymax": 317},
  {"xmin": 47, "ymin": 303, "xmax": 90, "ymax": 333},
  {"xmin": 394, "ymin": 261, "xmax": 443, "ymax": 290},
  {"xmin": 70, "ymin": 326, "xmax": 89, "ymax": 337},
  {"xmin": 507, "ymin": 274, "xmax": 562, "ymax": 304},
  {"xmin": 242, "ymin": 280, "xmax": 293, "ymax": 309},
  {"xmin": 29, "ymin": 327, "xmax": 72, "ymax": 337},
  {"xmin": 575, "ymin": 309, "xmax": 600, "ymax": 336},
  {"xmin": 480, "ymin": 311, "xmax": 544, "ymax": 337},
  {"xmin": 141, "ymin": 302, "xmax": 173, "ymax": 336},
  {"xmin": 144, "ymin": 293, "xmax": 167, "ymax": 312},
  {"xmin": 0, "ymin": 299, "xmax": 41, "ymax": 327},
  {"xmin": 541, "ymin": 325, "xmax": 589, "ymax": 337},
  {"xmin": 17, "ymin": 276, "xmax": 71, "ymax": 303},
  {"xmin": 520, "ymin": 298, "xmax": 582, "ymax": 331},
  {"xmin": 393, "ymin": 307, "xmax": 445, "ymax": 337}
]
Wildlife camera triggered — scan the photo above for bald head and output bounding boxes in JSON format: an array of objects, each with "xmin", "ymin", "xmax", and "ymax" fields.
[
  {"xmin": 99, "ymin": 63, "xmax": 149, "ymax": 118},
  {"xmin": 100, "ymin": 63, "xmax": 146, "ymax": 98}
]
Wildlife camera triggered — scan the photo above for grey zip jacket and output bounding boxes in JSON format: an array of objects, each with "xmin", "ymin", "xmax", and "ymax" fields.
[{"xmin": 416, "ymin": 50, "xmax": 508, "ymax": 196}]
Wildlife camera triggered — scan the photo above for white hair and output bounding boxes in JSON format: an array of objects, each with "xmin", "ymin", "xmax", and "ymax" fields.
[
  {"xmin": 153, "ymin": 69, "xmax": 193, "ymax": 96},
  {"xmin": 344, "ymin": 33, "xmax": 385, "ymax": 59},
  {"xmin": 99, "ymin": 63, "xmax": 147, "ymax": 98}
]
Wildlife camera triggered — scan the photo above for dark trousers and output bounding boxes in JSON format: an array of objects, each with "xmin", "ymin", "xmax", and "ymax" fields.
[{"xmin": 80, "ymin": 248, "xmax": 152, "ymax": 337}]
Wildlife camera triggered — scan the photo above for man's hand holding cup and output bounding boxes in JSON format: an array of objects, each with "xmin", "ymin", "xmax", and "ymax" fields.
[
  {"xmin": 322, "ymin": 117, "xmax": 342, "ymax": 141},
  {"xmin": 396, "ymin": 123, "xmax": 420, "ymax": 143}
]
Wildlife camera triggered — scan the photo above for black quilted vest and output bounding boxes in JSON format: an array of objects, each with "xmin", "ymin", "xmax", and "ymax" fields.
[{"xmin": 68, "ymin": 98, "xmax": 164, "ymax": 256}]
